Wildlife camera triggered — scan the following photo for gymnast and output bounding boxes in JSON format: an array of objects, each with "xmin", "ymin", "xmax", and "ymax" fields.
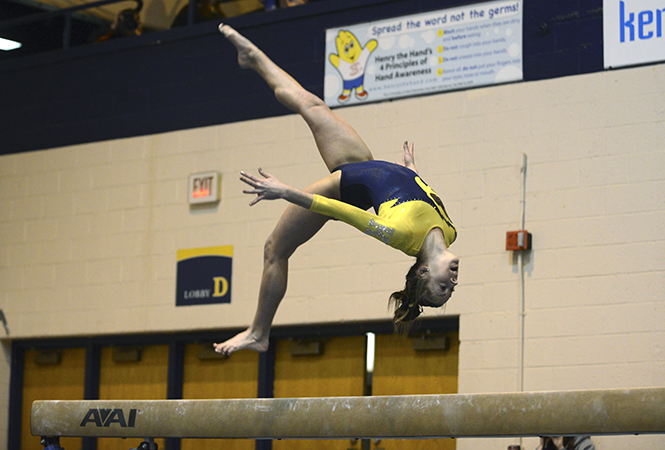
[{"xmin": 214, "ymin": 24, "xmax": 459, "ymax": 356}]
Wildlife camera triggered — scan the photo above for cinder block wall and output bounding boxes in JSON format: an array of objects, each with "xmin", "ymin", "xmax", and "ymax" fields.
[{"xmin": 1, "ymin": 63, "xmax": 664, "ymax": 448}]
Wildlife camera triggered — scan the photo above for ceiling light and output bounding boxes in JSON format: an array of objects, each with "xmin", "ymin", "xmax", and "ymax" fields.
[{"xmin": 0, "ymin": 37, "xmax": 22, "ymax": 51}]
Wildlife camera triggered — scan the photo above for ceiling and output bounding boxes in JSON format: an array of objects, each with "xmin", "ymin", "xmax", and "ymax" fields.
[{"xmin": 0, "ymin": 0, "xmax": 265, "ymax": 59}]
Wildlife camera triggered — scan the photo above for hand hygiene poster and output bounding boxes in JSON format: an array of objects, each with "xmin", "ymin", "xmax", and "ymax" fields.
[{"xmin": 324, "ymin": 0, "xmax": 523, "ymax": 107}]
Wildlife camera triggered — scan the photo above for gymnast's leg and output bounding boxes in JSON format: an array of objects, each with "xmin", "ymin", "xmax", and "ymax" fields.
[
  {"xmin": 214, "ymin": 174, "xmax": 339, "ymax": 355},
  {"xmin": 218, "ymin": 24, "xmax": 374, "ymax": 171},
  {"xmin": 215, "ymin": 26, "xmax": 378, "ymax": 354}
]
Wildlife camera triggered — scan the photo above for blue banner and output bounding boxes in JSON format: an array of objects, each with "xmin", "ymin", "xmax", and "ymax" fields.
[{"xmin": 176, "ymin": 246, "xmax": 233, "ymax": 306}]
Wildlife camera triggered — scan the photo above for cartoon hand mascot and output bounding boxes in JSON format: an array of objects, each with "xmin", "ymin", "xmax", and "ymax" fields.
[{"xmin": 329, "ymin": 30, "xmax": 378, "ymax": 103}]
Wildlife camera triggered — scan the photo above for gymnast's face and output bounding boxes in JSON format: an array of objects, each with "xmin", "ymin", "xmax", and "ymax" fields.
[{"xmin": 422, "ymin": 250, "xmax": 459, "ymax": 307}]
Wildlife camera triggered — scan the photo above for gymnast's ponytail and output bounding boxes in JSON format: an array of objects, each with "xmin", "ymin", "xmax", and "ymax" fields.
[{"xmin": 389, "ymin": 258, "xmax": 431, "ymax": 333}]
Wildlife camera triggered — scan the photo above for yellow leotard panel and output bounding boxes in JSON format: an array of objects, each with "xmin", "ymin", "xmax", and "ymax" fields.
[{"xmin": 310, "ymin": 195, "xmax": 456, "ymax": 256}]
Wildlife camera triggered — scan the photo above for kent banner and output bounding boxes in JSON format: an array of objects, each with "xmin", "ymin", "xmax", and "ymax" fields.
[{"xmin": 604, "ymin": 0, "xmax": 665, "ymax": 68}]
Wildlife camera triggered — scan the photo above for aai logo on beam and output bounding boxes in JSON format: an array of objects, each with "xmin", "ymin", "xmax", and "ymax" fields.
[
  {"xmin": 176, "ymin": 246, "xmax": 233, "ymax": 306},
  {"xmin": 604, "ymin": 0, "xmax": 665, "ymax": 68},
  {"xmin": 80, "ymin": 408, "xmax": 138, "ymax": 427}
]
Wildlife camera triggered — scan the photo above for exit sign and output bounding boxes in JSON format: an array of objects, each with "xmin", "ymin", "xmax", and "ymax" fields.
[{"xmin": 188, "ymin": 171, "xmax": 221, "ymax": 205}]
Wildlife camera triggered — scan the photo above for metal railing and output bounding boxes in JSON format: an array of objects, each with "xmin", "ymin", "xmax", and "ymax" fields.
[
  {"xmin": 0, "ymin": 0, "xmax": 144, "ymax": 49},
  {"xmin": 0, "ymin": 0, "xmax": 280, "ymax": 51}
]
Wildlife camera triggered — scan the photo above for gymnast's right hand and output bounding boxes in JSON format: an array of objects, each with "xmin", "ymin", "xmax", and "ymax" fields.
[
  {"xmin": 240, "ymin": 168, "xmax": 289, "ymax": 206},
  {"xmin": 400, "ymin": 141, "xmax": 418, "ymax": 174}
]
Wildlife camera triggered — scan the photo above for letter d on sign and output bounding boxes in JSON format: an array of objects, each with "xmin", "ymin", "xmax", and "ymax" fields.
[
  {"xmin": 213, "ymin": 277, "xmax": 229, "ymax": 297},
  {"xmin": 176, "ymin": 246, "xmax": 233, "ymax": 306}
]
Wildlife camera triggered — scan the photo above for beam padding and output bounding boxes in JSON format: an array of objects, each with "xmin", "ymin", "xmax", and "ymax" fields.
[{"xmin": 32, "ymin": 388, "xmax": 665, "ymax": 439}]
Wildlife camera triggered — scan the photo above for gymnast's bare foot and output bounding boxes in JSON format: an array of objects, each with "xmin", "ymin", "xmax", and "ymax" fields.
[
  {"xmin": 214, "ymin": 329, "xmax": 269, "ymax": 356},
  {"xmin": 218, "ymin": 23, "xmax": 261, "ymax": 71}
]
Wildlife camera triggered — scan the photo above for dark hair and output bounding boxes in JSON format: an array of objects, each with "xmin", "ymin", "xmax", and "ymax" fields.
[
  {"xmin": 542, "ymin": 437, "xmax": 575, "ymax": 450},
  {"xmin": 389, "ymin": 258, "xmax": 432, "ymax": 332},
  {"xmin": 116, "ymin": 9, "xmax": 140, "ymax": 35}
]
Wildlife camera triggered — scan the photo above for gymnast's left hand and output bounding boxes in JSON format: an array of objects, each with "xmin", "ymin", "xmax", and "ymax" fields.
[{"xmin": 240, "ymin": 168, "xmax": 289, "ymax": 206}]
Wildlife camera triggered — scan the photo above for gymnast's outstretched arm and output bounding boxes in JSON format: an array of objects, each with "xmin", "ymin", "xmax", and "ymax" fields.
[{"xmin": 239, "ymin": 168, "xmax": 313, "ymax": 209}]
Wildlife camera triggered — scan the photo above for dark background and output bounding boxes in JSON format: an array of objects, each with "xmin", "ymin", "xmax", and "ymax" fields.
[{"xmin": 0, "ymin": 0, "xmax": 604, "ymax": 155}]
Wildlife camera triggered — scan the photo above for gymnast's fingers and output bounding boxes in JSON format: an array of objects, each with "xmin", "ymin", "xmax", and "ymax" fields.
[
  {"xmin": 240, "ymin": 170, "xmax": 257, "ymax": 181},
  {"xmin": 248, "ymin": 194, "xmax": 264, "ymax": 206},
  {"xmin": 240, "ymin": 171, "xmax": 263, "ymax": 189},
  {"xmin": 257, "ymin": 167, "xmax": 274, "ymax": 180},
  {"xmin": 240, "ymin": 168, "xmax": 272, "ymax": 185},
  {"xmin": 403, "ymin": 141, "xmax": 414, "ymax": 156}
]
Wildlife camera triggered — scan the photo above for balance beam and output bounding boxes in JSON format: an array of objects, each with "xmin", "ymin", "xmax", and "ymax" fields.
[{"xmin": 32, "ymin": 387, "xmax": 665, "ymax": 440}]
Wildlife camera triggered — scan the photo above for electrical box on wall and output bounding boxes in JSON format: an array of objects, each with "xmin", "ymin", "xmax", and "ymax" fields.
[
  {"xmin": 506, "ymin": 230, "xmax": 532, "ymax": 251},
  {"xmin": 188, "ymin": 171, "xmax": 221, "ymax": 205}
]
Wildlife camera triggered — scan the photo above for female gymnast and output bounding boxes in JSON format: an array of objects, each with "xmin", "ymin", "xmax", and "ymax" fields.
[{"xmin": 214, "ymin": 24, "xmax": 459, "ymax": 356}]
